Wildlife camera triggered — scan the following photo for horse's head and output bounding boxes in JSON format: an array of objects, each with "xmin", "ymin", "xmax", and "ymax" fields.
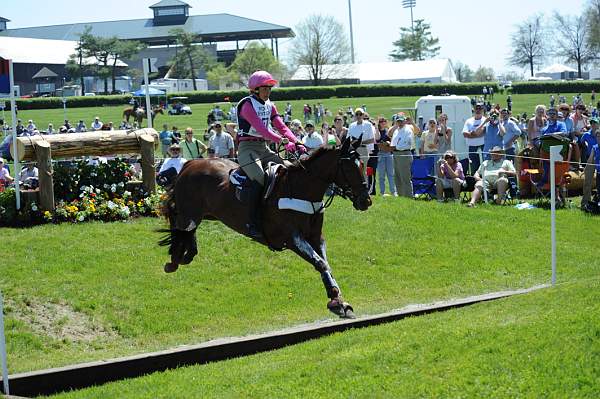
[{"xmin": 334, "ymin": 137, "xmax": 372, "ymax": 211}]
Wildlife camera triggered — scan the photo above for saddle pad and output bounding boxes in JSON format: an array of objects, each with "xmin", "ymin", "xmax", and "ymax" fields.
[
  {"xmin": 278, "ymin": 198, "xmax": 324, "ymax": 214},
  {"xmin": 229, "ymin": 170, "xmax": 248, "ymax": 187}
]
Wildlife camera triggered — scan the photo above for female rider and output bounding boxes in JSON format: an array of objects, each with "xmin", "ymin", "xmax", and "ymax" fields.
[{"xmin": 236, "ymin": 70, "xmax": 306, "ymax": 238}]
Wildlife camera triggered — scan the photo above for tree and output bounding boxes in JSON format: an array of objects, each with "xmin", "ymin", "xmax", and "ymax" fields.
[
  {"xmin": 553, "ymin": 13, "xmax": 594, "ymax": 78},
  {"xmin": 473, "ymin": 66, "xmax": 495, "ymax": 82},
  {"xmin": 586, "ymin": 0, "xmax": 600, "ymax": 51},
  {"xmin": 509, "ymin": 15, "xmax": 546, "ymax": 77},
  {"xmin": 68, "ymin": 26, "xmax": 93, "ymax": 93},
  {"xmin": 230, "ymin": 42, "xmax": 284, "ymax": 85},
  {"xmin": 289, "ymin": 14, "xmax": 351, "ymax": 86},
  {"xmin": 206, "ymin": 64, "xmax": 239, "ymax": 89},
  {"xmin": 389, "ymin": 19, "xmax": 440, "ymax": 61},
  {"xmin": 80, "ymin": 30, "xmax": 118, "ymax": 94},
  {"xmin": 452, "ymin": 60, "xmax": 474, "ymax": 82},
  {"xmin": 169, "ymin": 28, "xmax": 216, "ymax": 91},
  {"xmin": 107, "ymin": 40, "xmax": 146, "ymax": 93}
]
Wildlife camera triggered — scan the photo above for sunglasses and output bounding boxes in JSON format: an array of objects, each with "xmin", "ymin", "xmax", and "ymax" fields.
[{"xmin": 334, "ymin": 119, "xmax": 342, "ymax": 122}]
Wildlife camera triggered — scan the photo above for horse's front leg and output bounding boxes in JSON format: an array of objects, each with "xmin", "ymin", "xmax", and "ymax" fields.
[{"xmin": 291, "ymin": 231, "xmax": 355, "ymax": 318}]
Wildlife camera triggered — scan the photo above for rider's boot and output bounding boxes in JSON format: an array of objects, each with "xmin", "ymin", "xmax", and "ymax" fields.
[{"xmin": 246, "ymin": 180, "xmax": 264, "ymax": 239}]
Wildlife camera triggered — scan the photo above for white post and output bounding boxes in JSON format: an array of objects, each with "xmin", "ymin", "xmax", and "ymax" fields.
[
  {"xmin": 62, "ymin": 97, "xmax": 67, "ymax": 122},
  {"xmin": 0, "ymin": 292, "xmax": 9, "ymax": 395},
  {"xmin": 549, "ymin": 145, "xmax": 562, "ymax": 286},
  {"xmin": 142, "ymin": 59, "xmax": 152, "ymax": 130},
  {"xmin": 9, "ymin": 60, "xmax": 20, "ymax": 210}
]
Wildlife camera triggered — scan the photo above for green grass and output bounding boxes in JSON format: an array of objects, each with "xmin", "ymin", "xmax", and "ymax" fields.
[
  {"xmin": 2, "ymin": 92, "xmax": 589, "ymax": 139},
  {"xmin": 1, "ymin": 197, "xmax": 599, "ymax": 376},
  {"xmin": 48, "ymin": 278, "xmax": 600, "ymax": 398}
]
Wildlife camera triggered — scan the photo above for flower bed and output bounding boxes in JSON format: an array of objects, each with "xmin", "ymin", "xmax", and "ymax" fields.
[{"xmin": 0, "ymin": 159, "xmax": 163, "ymax": 227}]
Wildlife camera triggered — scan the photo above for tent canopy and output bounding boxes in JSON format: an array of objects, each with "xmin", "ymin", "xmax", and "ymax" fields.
[{"xmin": 132, "ymin": 87, "xmax": 165, "ymax": 96}]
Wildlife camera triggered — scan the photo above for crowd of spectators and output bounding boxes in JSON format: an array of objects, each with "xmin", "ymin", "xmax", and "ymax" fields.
[{"xmin": 1, "ymin": 92, "xmax": 599, "ymax": 211}]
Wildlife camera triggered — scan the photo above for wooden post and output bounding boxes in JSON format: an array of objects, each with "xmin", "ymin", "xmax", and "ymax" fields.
[
  {"xmin": 139, "ymin": 134, "xmax": 156, "ymax": 194},
  {"xmin": 34, "ymin": 141, "xmax": 55, "ymax": 211}
]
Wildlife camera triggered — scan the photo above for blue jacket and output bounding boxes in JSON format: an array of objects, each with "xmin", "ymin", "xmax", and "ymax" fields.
[
  {"xmin": 541, "ymin": 121, "xmax": 567, "ymax": 135},
  {"xmin": 580, "ymin": 130, "xmax": 600, "ymax": 172}
]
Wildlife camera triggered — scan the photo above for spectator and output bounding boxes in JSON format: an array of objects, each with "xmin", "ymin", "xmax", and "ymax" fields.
[
  {"xmin": 436, "ymin": 113, "xmax": 452, "ymax": 157},
  {"xmin": 26, "ymin": 120, "xmax": 37, "ymax": 135},
  {"xmin": 19, "ymin": 163, "xmax": 38, "ymax": 187},
  {"xmin": 211, "ymin": 104, "xmax": 224, "ymax": 121},
  {"xmin": 467, "ymin": 146, "xmax": 516, "ymax": 207},
  {"xmin": 478, "ymin": 109, "xmax": 503, "ymax": 160},
  {"xmin": 321, "ymin": 122, "xmax": 340, "ymax": 149},
  {"xmin": 527, "ymin": 105, "xmax": 546, "ymax": 149},
  {"xmin": 303, "ymin": 104, "xmax": 311, "ymax": 122},
  {"xmin": 208, "ymin": 122, "xmax": 235, "ymax": 159},
  {"xmin": 376, "ymin": 117, "xmax": 397, "ymax": 196},
  {"xmin": 463, "ymin": 103, "xmax": 486, "ymax": 174},
  {"xmin": 75, "ymin": 120, "xmax": 87, "ymax": 133},
  {"xmin": 489, "ymin": 86, "xmax": 494, "ymax": 100},
  {"xmin": 180, "ymin": 127, "xmax": 207, "ymax": 160},
  {"xmin": 592, "ymin": 90, "xmax": 596, "ymax": 106},
  {"xmin": 118, "ymin": 120, "xmax": 130, "ymax": 130},
  {"xmin": 159, "ymin": 143, "xmax": 187, "ymax": 175},
  {"xmin": 290, "ymin": 119, "xmax": 304, "ymax": 141},
  {"xmin": 390, "ymin": 114, "xmax": 414, "ymax": 198},
  {"xmin": 16, "ymin": 119, "xmax": 24, "ymax": 136},
  {"xmin": 550, "ymin": 95, "xmax": 556, "ymax": 108},
  {"xmin": 91, "ymin": 116, "xmax": 103, "ymax": 131},
  {"xmin": 581, "ymin": 116, "xmax": 600, "ymax": 208},
  {"xmin": 435, "ymin": 150, "xmax": 465, "ymax": 201},
  {"xmin": 46, "ymin": 123, "xmax": 55, "ymax": 135},
  {"xmin": 363, "ymin": 113, "xmax": 379, "ymax": 194},
  {"xmin": 507, "ymin": 95, "xmax": 513, "ymax": 112},
  {"xmin": 558, "ymin": 93, "xmax": 566, "ymax": 104},
  {"xmin": 315, "ymin": 103, "xmax": 322, "ymax": 124},
  {"xmin": 420, "ymin": 118, "xmax": 439, "ymax": 164},
  {"xmin": 332, "ymin": 115, "xmax": 348, "ymax": 141},
  {"xmin": 172, "ymin": 126, "xmax": 181, "ymax": 142},
  {"xmin": 285, "ymin": 102, "xmax": 292, "ymax": 117},
  {"xmin": 499, "ymin": 108, "xmax": 521, "ymax": 160},
  {"xmin": 541, "ymin": 107, "xmax": 567, "ymax": 136},
  {"xmin": 301, "ymin": 121, "xmax": 323, "ymax": 153},
  {"xmin": 228, "ymin": 103, "xmax": 238, "ymax": 123},
  {"xmin": 483, "ymin": 86, "xmax": 488, "ymax": 100},
  {"xmin": 159, "ymin": 124, "xmax": 175, "ymax": 158},
  {"xmin": 347, "ymin": 108, "xmax": 377, "ymax": 176},
  {"xmin": 0, "ymin": 158, "xmax": 14, "ymax": 185}
]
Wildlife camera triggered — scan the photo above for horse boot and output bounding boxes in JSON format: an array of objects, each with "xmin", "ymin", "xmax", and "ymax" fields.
[{"xmin": 246, "ymin": 180, "xmax": 264, "ymax": 239}]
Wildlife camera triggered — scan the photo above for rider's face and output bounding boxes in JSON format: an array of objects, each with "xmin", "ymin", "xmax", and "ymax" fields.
[{"xmin": 257, "ymin": 86, "xmax": 272, "ymax": 101}]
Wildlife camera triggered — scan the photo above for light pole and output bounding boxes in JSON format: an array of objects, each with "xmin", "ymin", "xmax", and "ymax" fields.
[
  {"xmin": 402, "ymin": 0, "xmax": 416, "ymax": 32},
  {"xmin": 348, "ymin": 0, "xmax": 355, "ymax": 64},
  {"xmin": 61, "ymin": 78, "xmax": 67, "ymax": 122}
]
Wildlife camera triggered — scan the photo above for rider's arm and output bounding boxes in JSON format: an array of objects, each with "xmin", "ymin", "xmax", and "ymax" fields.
[
  {"xmin": 239, "ymin": 102, "xmax": 284, "ymax": 143},
  {"xmin": 270, "ymin": 104, "xmax": 298, "ymax": 144}
]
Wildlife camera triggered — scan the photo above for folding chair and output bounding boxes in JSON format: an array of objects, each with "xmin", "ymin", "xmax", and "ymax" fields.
[
  {"xmin": 523, "ymin": 160, "xmax": 571, "ymax": 207},
  {"xmin": 411, "ymin": 157, "xmax": 436, "ymax": 200}
]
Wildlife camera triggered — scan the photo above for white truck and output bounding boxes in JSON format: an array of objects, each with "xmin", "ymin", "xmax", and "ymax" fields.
[{"xmin": 414, "ymin": 95, "xmax": 473, "ymax": 161}]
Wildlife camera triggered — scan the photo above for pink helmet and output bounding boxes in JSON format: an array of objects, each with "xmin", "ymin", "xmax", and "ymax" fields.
[{"xmin": 248, "ymin": 70, "xmax": 278, "ymax": 90}]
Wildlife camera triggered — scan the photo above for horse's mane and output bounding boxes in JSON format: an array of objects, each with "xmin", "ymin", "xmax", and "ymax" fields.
[{"xmin": 287, "ymin": 147, "xmax": 336, "ymax": 171}]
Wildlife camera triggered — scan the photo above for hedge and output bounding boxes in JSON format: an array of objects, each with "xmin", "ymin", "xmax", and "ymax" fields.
[
  {"xmin": 510, "ymin": 80, "xmax": 600, "ymax": 94},
  {"xmin": 18, "ymin": 80, "xmax": 600, "ymax": 110}
]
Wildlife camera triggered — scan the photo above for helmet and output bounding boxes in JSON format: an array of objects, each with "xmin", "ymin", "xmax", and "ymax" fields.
[{"xmin": 248, "ymin": 71, "xmax": 278, "ymax": 90}]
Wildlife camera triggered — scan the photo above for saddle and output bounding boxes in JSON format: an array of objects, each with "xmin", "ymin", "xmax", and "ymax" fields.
[{"xmin": 229, "ymin": 162, "xmax": 285, "ymax": 203}]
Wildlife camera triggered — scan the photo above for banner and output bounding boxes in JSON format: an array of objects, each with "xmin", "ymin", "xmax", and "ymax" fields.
[{"xmin": 0, "ymin": 57, "xmax": 9, "ymax": 94}]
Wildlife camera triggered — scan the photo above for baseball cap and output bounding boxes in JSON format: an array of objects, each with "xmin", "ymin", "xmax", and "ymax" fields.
[
  {"xmin": 354, "ymin": 107, "xmax": 364, "ymax": 115},
  {"xmin": 590, "ymin": 116, "xmax": 600, "ymax": 124},
  {"xmin": 393, "ymin": 114, "xmax": 406, "ymax": 122},
  {"xmin": 291, "ymin": 119, "xmax": 302, "ymax": 127},
  {"xmin": 305, "ymin": 120, "xmax": 315, "ymax": 127}
]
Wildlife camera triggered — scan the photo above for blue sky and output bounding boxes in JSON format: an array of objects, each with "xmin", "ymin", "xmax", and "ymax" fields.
[{"xmin": 1, "ymin": 0, "xmax": 588, "ymax": 75}]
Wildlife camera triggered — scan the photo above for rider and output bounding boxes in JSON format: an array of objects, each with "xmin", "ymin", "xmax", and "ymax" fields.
[{"xmin": 236, "ymin": 70, "xmax": 306, "ymax": 239}]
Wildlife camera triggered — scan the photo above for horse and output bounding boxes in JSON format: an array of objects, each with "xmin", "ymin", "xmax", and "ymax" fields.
[
  {"xmin": 122, "ymin": 106, "xmax": 164, "ymax": 124},
  {"xmin": 159, "ymin": 137, "xmax": 372, "ymax": 318}
]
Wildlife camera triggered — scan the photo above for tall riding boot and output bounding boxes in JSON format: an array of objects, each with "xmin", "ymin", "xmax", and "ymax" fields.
[{"xmin": 246, "ymin": 181, "xmax": 264, "ymax": 239}]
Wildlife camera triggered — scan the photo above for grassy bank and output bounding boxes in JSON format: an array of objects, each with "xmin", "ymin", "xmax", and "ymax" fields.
[{"xmin": 1, "ymin": 197, "xmax": 598, "ymax": 374}]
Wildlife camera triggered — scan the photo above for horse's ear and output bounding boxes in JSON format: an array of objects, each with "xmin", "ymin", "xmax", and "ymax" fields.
[
  {"xmin": 352, "ymin": 134, "xmax": 363, "ymax": 150},
  {"xmin": 340, "ymin": 136, "xmax": 351, "ymax": 155}
]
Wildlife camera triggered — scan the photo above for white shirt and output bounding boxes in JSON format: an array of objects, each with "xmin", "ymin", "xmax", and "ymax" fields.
[
  {"xmin": 159, "ymin": 157, "xmax": 187, "ymax": 174},
  {"xmin": 302, "ymin": 132, "xmax": 324, "ymax": 150},
  {"xmin": 390, "ymin": 126, "xmax": 414, "ymax": 151},
  {"xmin": 208, "ymin": 132, "xmax": 235, "ymax": 157},
  {"xmin": 348, "ymin": 121, "xmax": 375, "ymax": 152},
  {"xmin": 463, "ymin": 116, "xmax": 485, "ymax": 146},
  {"xmin": 91, "ymin": 120, "xmax": 103, "ymax": 130}
]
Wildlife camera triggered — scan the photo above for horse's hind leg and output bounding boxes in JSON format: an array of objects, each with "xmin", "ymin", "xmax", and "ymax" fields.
[
  {"xmin": 291, "ymin": 232, "xmax": 354, "ymax": 318},
  {"xmin": 180, "ymin": 228, "xmax": 198, "ymax": 265}
]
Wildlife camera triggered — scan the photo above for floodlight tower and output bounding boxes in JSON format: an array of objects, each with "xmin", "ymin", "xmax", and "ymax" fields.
[
  {"xmin": 348, "ymin": 0, "xmax": 355, "ymax": 64},
  {"xmin": 402, "ymin": 0, "xmax": 416, "ymax": 32}
]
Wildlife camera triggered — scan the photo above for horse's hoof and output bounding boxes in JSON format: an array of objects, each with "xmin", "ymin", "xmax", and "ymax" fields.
[
  {"xmin": 164, "ymin": 262, "xmax": 179, "ymax": 273},
  {"xmin": 327, "ymin": 299, "xmax": 355, "ymax": 319}
]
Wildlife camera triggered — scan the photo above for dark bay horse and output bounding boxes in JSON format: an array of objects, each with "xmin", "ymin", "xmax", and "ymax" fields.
[
  {"xmin": 122, "ymin": 106, "xmax": 164, "ymax": 124},
  {"xmin": 159, "ymin": 138, "xmax": 372, "ymax": 318}
]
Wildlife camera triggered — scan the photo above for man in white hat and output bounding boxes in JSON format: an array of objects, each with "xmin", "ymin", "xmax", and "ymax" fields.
[
  {"xmin": 91, "ymin": 116, "xmax": 103, "ymax": 131},
  {"xmin": 468, "ymin": 146, "xmax": 516, "ymax": 206}
]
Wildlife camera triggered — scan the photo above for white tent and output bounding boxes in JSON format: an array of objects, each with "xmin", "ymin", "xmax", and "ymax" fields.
[
  {"xmin": 535, "ymin": 64, "xmax": 578, "ymax": 80},
  {"xmin": 290, "ymin": 59, "xmax": 457, "ymax": 84}
]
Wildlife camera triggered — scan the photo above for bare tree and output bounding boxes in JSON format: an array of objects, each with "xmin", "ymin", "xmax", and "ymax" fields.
[
  {"xmin": 554, "ymin": 13, "xmax": 594, "ymax": 78},
  {"xmin": 509, "ymin": 15, "xmax": 546, "ymax": 77},
  {"xmin": 289, "ymin": 14, "xmax": 351, "ymax": 86}
]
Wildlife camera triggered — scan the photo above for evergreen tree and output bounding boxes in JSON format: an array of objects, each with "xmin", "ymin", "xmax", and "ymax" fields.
[{"xmin": 389, "ymin": 19, "xmax": 440, "ymax": 61}]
